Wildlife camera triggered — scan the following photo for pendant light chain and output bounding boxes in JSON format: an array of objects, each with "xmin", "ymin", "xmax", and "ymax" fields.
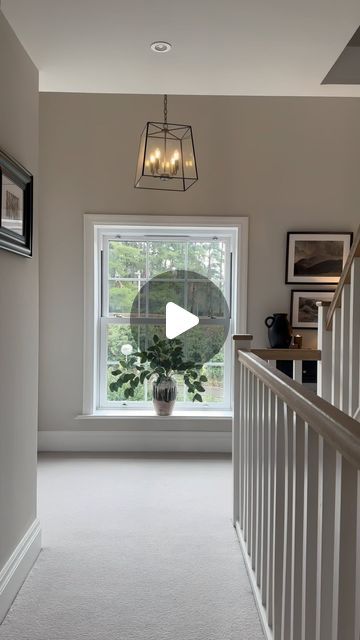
[{"xmin": 163, "ymin": 94, "xmax": 168, "ymax": 125}]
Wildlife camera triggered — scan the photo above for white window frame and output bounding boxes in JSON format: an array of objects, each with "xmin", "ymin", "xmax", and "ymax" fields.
[
  {"xmin": 100, "ymin": 232, "xmax": 232, "ymax": 410},
  {"xmin": 83, "ymin": 215, "xmax": 248, "ymax": 416}
]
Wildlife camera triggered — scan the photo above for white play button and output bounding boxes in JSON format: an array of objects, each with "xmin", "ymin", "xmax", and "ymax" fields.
[{"xmin": 165, "ymin": 302, "xmax": 199, "ymax": 339}]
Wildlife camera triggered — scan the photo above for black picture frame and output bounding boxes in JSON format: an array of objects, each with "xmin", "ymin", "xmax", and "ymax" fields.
[
  {"xmin": 0, "ymin": 148, "xmax": 33, "ymax": 257},
  {"xmin": 290, "ymin": 289, "xmax": 335, "ymax": 329},
  {"xmin": 285, "ymin": 231, "xmax": 352, "ymax": 285}
]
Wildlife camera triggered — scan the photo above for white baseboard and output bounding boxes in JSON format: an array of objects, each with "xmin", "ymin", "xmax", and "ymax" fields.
[
  {"xmin": 0, "ymin": 519, "xmax": 41, "ymax": 623},
  {"xmin": 38, "ymin": 430, "xmax": 232, "ymax": 453},
  {"xmin": 235, "ymin": 522, "xmax": 273, "ymax": 640}
]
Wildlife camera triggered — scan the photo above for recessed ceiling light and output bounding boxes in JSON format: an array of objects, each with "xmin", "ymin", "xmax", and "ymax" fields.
[{"xmin": 151, "ymin": 41, "xmax": 172, "ymax": 53}]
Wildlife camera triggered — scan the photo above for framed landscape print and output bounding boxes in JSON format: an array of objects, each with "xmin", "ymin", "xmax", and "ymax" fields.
[
  {"xmin": 291, "ymin": 290, "xmax": 335, "ymax": 329},
  {"xmin": 0, "ymin": 148, "xmax": 33, "ymax": 257},
  {"xmin": 286, "ymin": 232, "xmax": 352, "ymax": 284}
]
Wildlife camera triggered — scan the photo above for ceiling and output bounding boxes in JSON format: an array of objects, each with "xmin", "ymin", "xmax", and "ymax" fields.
[{"xmin": 2, "ymin": 0, "xmax": 360, "ymax": 95}]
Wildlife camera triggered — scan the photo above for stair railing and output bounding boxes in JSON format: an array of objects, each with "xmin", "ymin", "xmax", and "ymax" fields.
[
  {"xmin": 318, "ymin": 224, "xmax": 360, "ymax": 417},
  {"xmin": 233, "ymin": 335, "xmax": 360, "ymax": 640}
]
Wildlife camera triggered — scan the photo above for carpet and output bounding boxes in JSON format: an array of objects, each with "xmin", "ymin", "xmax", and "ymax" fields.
[{"xmin": 0, "ymin": 453, "xmax": 264, "ymax": 640}]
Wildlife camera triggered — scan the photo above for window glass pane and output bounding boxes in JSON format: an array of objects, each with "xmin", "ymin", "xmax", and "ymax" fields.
[
  {"xmin": 187, "ymin": 241, "xmax": 226, "ymax": 285},
  {"xmin": 201, "ymin": 365, "xmax": 224, "ymax": 403},
  {"xmin": 109, "ymin": 241, "xmax": 146, "ymax": 278},
  {"xmin": 173, "ymin": 373, "xmax": 186, "ymax": 402},
  {"xmin": 182, "ymin": 364, "xmax": 224, "ymax": 404},
  {"xmin": 147, "ymin": 281, "xmax": 184, "ymax": 317},
  {"xmin": 187, "ymin": 281, "xmax": 226, "ymax": 317},
  {"xmin": 107, "ymin": 365, "xmax": 146, "ymax": 402},
  {"xmin": 139, "ymin": 324, "xmax": 166, "ymax": 350},
  {"xmin": 108, "ymin": 281, "xmax": 142, "ymax": 316},
  {"xmin": 107, "ymin": 324, "xmax": 138, "ymax": 362},
  {"xmin": 148, "ymin": 241, "xmax": 185, "ymax": 277},
  {"xmin": 106, "ymin": 325, "xmax": 145, "ymax": 403},
  {"xmin": 106, "ymin": 323, "xmax": 226, "ymax": 405},
  {"xmin": 185, "ymin": 325, "xmax": 225, "ymax": 364}
]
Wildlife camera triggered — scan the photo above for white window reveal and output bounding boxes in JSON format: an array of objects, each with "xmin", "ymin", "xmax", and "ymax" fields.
[{"xmin": 83, "ymin": 215, "xmax": 248, "ymax": 415}]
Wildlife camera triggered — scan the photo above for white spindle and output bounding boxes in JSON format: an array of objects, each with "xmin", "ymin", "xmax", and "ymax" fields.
[
  {"xmin": 245, "ymin": 370, "xmax": 253, "ymax": 549},
  {"xmin": 315, "ymin": 436, "xmax": 324, "ymax": 640},
  {"xmin": 255, "ymin": 380, "xmax": 264, "ymax": 588},
  {"xmin": 318, "ymin": 442, "xmax": 339, "ymax": 640},
  {"xmin": 292, "ymin": 415, "xmax": 306, "ymax": 640},
  {"xmin": 260, "ymin": 384, "xmax": 269, "ymax": 605},
  {"xmin": 293, "ymin": 360, "xmax": 303, "ymax": 383},
  {"xmin": 247, "ymin": 372, "xmax": 254, "ymax": 554},
  {"xmin": 243, "ymin": 367, "xmax": 249, "ymax": 543},
  {"xmin": 331, "ymin": 308, "xmax": 341, "ymax": 409},
  {"xmin": 283, "ymin": 405, "xmax": 294, "ymax": 640},
  {"xmin": 331, "ymin": 452, "xmax": 342, "ymax": 640},
  {"xmin": 349, "ymin": 259, "xmax": 360, "ymax": 417},
  {"xmin": 267, "ymin": 390, "xmax": 276, "ymax": 629},
  {"xmin": 340, "ymin": 284, "xmax": 351, "ymax": 414},
  {"xmin": 337, "ymin": 460, "xmax": 360, "ymax": 640},
  {"xmin": 239, "ymin": 363, "xmax": 246, "ymax": 531},
  {"xmin": 317, "ymin": 303, "xmax": 332, "ymax": 401},
  {"xmin": 302, "ymin": 428, "xmax": 322, "ymax": 640},
  {"xmin": 233, "ymin": 347, "xmax": 241, "ymax": 524},
  {"xmin": 273, "ymin": 397, "xmax": 286, "ymax": 640},
  {"xmin": 251, "ymin": 378, "xmax": 259, "ymax": 572}
]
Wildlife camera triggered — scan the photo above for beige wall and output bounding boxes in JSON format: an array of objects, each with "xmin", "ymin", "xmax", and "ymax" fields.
[
  {"xmin": 39, "ymin": 93, "xmax": 360, "ymax": 431},
  {"xmin": 0, "ymin": 13, "xmax": 39, "ymax": 569}
]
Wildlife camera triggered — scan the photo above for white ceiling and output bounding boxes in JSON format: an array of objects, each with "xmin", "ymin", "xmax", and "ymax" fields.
[{"xmin": 2, "ymin": 0, "xmax": 360, "ymax": 96}]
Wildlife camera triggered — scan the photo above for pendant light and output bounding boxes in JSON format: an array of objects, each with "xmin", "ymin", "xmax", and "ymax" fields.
[{"xmin": 135, "ymin": 95, "xmax": 198, "ymax": 191}]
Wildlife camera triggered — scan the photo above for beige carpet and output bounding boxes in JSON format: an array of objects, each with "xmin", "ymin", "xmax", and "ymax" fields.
[{"xmin": 0, "ymin": 454, "xmax": 264, "ymax": 640}]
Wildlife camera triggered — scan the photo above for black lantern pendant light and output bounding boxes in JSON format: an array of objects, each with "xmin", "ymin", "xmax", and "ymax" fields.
[{"xmin": 135, "ymin": 95, "xmax": 198, "ymax": 191}]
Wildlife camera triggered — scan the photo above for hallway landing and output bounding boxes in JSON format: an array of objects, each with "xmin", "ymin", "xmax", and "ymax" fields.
[{"xmin": 0, "ymin": 454, "xmax": 264, "ymax": 640}]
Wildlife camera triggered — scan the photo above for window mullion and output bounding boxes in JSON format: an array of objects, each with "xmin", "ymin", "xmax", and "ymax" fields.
[
  {"xmin": 99, "ymin": 317, "xmax": 109, "ymax": 409},
  {"xmin": 102, "ymin": 239, "xmax": 110, "ymax": 317}
]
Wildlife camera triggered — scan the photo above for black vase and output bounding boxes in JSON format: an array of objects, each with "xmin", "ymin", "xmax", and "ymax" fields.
[{"xmin": 265, "ymin": 313, "xmax": 292, "ymax": 348}]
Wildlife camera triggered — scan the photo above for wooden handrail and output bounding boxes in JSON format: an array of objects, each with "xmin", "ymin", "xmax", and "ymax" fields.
[
  {"xmin": 251, "ymin": 348, "xmax": 321, "ymax": 361},
  {"xmin": 326, "ymin": 224, "xmax": 360, "ymax": 329},
  {"xmin": 232, "ymin": 335, "xmax": 321, "ymax": 360},
  {"xmin": 237, "ymin": 349, "xmax": 360, "ymax": 468}
]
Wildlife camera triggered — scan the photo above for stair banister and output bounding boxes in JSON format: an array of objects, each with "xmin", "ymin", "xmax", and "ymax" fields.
[
  {"xmin": 233, "ymin": 341, "xmax": 360, "ymax": 640},
  {"xmin": 326, "ymin": 224, "xmax": 360, "ymax": 330},
  {"xmin": 317, "ymin": 224, "xmax": 360, "ymax": 420}
]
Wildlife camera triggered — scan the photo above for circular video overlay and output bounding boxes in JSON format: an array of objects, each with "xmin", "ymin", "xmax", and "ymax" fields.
[{"xmin": 130, "ymin": 270, "xmax": 230, "ymax": 365}]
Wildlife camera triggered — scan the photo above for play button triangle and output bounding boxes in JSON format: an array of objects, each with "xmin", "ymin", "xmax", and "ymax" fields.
[{"xmin": 165, "ymin": 302, "xmax": 199, "ymax": 339}]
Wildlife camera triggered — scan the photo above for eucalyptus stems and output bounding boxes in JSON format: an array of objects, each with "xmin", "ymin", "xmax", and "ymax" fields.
[{"xmin": 110, "ymin": 335, "xmax": 207, "ymax": 402}]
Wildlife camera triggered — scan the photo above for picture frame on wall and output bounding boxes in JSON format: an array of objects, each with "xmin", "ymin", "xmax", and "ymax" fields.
[
  {"xmin": 286, "ymin": 232, "xmax": 352, "ymax": 285},
  {"xmin": 290, "ymin": 290, "xmax": 335, "ymax": 329},
  {"xmin": 0, "ymin": 148, "xmax": 33, "ymax": 257}
]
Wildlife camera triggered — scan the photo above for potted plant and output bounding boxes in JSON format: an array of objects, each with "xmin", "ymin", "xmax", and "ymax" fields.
[{"xmin": 110, "ymin": 335, "xmax": 208, "ymax": 416}]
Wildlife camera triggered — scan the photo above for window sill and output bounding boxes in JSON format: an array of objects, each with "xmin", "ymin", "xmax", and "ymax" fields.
[{"xmin": 76, "ymin": 409, "xmax": 232, "ymax": 420}]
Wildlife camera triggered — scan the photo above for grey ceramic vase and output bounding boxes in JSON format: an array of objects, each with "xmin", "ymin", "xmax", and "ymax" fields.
[
  {"xmin": 152, "ymin": 377, "xmax": 177, "ymax": 416},
  {"xmin": 265, "ymin": 313, "xmax": 292, "ymax": 348}
]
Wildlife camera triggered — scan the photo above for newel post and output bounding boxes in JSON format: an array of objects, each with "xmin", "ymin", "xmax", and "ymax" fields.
[{"xmin": 232, "ymin": 334, "xmax": 253, "ymax": 525}]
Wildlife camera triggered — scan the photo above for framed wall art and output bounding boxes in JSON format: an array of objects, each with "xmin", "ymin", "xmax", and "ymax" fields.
[
  {"xmin": 286, "ymin": 232, "xmax": 352, "ymax": 285},
  {"xmin": 290, "ymin": 289, "xmax": 335, "ymax": 329},
  {"xmin": 0, "ymin": 148, "xmax": 33, "ymax": 257}
]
